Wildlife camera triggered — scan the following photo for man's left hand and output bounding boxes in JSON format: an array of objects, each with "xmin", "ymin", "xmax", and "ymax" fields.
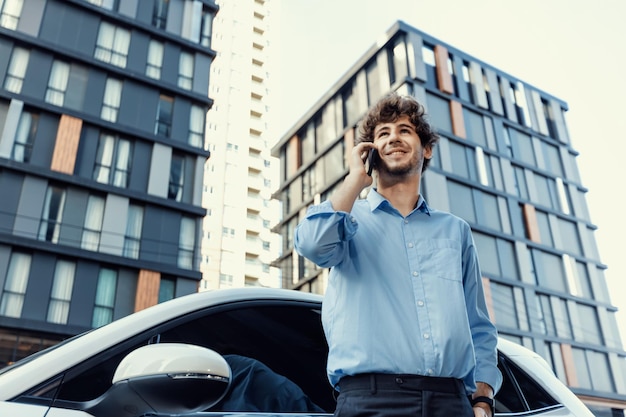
[{"xmin": 472, "ymin": 403, "xmax": 491, "ymax": 417}]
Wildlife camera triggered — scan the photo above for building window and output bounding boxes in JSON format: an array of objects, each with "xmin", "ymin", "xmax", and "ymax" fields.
[
  {"xmin": 490, "ymin": 282, "xmax": 518, "ymax": 329},
  {"xmin": 537, "ymin": 294, "xmax": 556, "ymax": 336},
  {"xmin": 200, "ymin": 9, "xmax": 213, "ymax": 47},
  {"xmin": 0, "ymin": 252, "xmax": 31, "ymax": 318},
  {"xmin": 178, "ymin": 217, "xmax": 195, "ymax": 269},
  {"xmin": 3, "ymin": 46, "xmax": 29, "ymax": 93},
  {"xmin": 86, "ymin": 0, "xmax": 120, "ymax": 11},
  {"xmin": 152, "ymin": 0, "xmax": 169, "ymax": 29},
  {"xmin": 93, "ymin": 134, "xmax": 132, "ymax": 187},
  {"xmin": 146, "ymin": 39, "xmax": 164, "ymax": 79},
  {"xmin": 219, "ymin": 273, "xmax": 233, "ymax": 287},
  {"xmin": 38, "ymin": 186, "xmax": 66, "ymax": 243},
  {"xmin": 101, "ymin": 77, "xmax": 122, "ymax": 122},
  {"xmin": 81, "ymin": 195, "xmax": 105, "ymax": 251},
  {"xmin": 12, "ymin": 111, "xmax": 38, "ymax": 163},
  {"xmin": 188, "ymin": 105, "xmax": 205, "ymax": 147},
  {"xmin": 158, "ymin": 277, "xmax": 175, "ymax": 303},
  {"xmin": 47, "ymin": 260, "xmax": 75, "ymax": 324},
  {"xmin": 388, "ymin": 36, "xmax": 408, "ymax": 86},
  {"xmin": 155, "ymin": 94, "xmax": 173, "ymax": 136},
  {"xmin": 94, "ymin": 22, "xmax": 130, "ymax": 68},
  {"xmin": 168, "ymin": 154, "xmax": 184, "ymax": 201},
  {"xmin": 178, "ymin": 51, "xmax": 194, "ymax": 90},
  {"xmin": 123, "ymin": 204, "xmax": 143, "ymax": 259},
  {"xmin": 0, "ymin": 0, "xmax": 23, "ymax": 30},
  {"xmin": 92, "ymin": 268, "xmax": 117, "ymax": 328},
  {"xmin": 45, "ymin": 60, "xmax": 70, "ymax": 106}
]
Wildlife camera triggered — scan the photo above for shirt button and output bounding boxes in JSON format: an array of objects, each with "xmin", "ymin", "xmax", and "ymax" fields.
[
  {"xmin": 412, "ymin": 271, "xmax": 418, "ymax": 277},
  {"xmin": 417, "ymin": 300, "xmax": 424, "ymax": 307},
  {"xmin": 404, "ymin": 219, "xmax": 409, "ymax": 224},
  {"xmin": 423, "ymin": 333, "xmax": 430, "ymax": 339},
  {"xmin": 427, "ymin": 369, "xmax": 434, "ymax": 375},
  {"xmin": 350, "ymin": 216, "xmax": 357, "ymax": 223},
  {"xmin": 408, "ymin": 242, "xmax": 414, "ymax": 248}
]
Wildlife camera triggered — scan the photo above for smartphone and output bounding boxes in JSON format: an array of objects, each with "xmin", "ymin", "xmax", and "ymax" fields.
[{"xmin": 366, "ymin": 148, "xmax": 379, "ymax": 176}]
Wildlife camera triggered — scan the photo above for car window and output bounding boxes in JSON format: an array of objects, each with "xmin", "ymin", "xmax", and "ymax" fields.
[
  {"xmin": 23, "ymin": 300, "xmax": 335, "ymax": 415},
  {"xmin": 495, "ymin": 355, "xmax": 560, "ymax": 414},
  {"xmin": 158, "ymin": 302, "xmax": 334, "ymax": 413}
]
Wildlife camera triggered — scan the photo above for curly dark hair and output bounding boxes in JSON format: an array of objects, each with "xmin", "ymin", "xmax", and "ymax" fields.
[{"xmin": 356, "ymin": 92, "xmax": 439, "ymax": 171}]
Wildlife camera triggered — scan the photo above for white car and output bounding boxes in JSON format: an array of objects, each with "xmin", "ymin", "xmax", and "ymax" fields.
[{"xmin": 0, "ymin": 287, "xmax": 594, "ymax": 416}]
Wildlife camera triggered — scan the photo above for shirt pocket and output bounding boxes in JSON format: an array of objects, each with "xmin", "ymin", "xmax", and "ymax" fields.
[{"xmin": 418, "ymin": 239, "xmax": 462, "ymax": 282}]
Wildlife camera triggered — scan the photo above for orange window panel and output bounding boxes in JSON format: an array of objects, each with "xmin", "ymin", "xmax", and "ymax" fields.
[
  {"xmin": 522, "ymin": 203, "xmax": 541, "ymax": 243},
  {"xmin": 434, "ymin": 45, "xmax": 454, "ymax": 95},
  {"xmin": 286, "ymin": 135, "xmax": 300, "ymax": 177},
  {"xmin": 134, "ymin": 269, "xmax": 161, "ymax": 312},
  {"xmin": 50, "ymin": 114, "xmax": 82, "ymax": 175},
  {"xmin": 449, "ymin": 100, "xmax": 466, "ymax": 139},
  {"xmin": 560, "ymin": 344, "xmax": 579, "ymax": 387}
]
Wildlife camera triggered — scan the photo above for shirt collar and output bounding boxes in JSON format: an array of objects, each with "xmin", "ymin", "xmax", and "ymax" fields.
[{"xmin": 367, "ymin": 189, "xmax": 431, "ymax": 216}]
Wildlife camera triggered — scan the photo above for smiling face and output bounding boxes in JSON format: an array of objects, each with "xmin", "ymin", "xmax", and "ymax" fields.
[{"xmin": 373, "ymin": 115, "xmax": 433, "ymax": 177}]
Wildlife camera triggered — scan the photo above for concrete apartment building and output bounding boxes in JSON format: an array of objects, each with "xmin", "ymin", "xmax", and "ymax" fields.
[
  {"xmin": 200, "ymin": 0, "xmax": 281, "ymax": 290},
  {"xmin": 271, "ymin": 20, "xmax": 626, "ymax": 416},
  {"xmin": 0, "ymin": 0, "xmax": 217, "ymax": 365}
]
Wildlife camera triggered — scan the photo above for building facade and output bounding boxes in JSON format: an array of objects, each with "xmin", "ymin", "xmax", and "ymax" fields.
[
  {"xmin": 0, "ymin": 0, "xmax": 217, "ymax": 365},
  {"xmin": 271, "ymin": 21, "xmax": 626, "ymax": 415},
  {"xmin": 200, "ymin": 0, "xmax": 281, "ymax": 290}
]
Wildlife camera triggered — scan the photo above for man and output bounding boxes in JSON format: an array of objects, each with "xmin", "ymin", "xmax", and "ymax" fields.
[{"xmin": 294, "ymin": 92, "xmax": 502, "ymax": 417}]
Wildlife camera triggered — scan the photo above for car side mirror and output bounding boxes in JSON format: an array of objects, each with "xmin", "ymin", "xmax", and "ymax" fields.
[{"xmin": 87, "ymin": 343, "xmax": 231, "ymax": 416}]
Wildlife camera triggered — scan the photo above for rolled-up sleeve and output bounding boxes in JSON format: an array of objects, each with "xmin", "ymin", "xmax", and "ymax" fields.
[{"xmin": 294, "ymin": 201, "xmax": 358, "ymax": 268}]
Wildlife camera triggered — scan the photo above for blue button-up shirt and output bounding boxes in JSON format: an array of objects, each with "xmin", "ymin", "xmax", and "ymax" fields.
[{"xmin": 294, "ymin": 190, "xmax": 502, "ymax": 393}]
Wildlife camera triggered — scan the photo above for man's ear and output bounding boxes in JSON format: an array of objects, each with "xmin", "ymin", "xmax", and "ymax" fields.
[{"xmin": 423, "ymin": 145, "xmax": 433, "ymax": 160}]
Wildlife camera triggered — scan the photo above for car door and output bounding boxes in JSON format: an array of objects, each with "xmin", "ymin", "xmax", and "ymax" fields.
[{"xmin": 11, "ymin": 298, "xmax": 334, "ymax": 417}]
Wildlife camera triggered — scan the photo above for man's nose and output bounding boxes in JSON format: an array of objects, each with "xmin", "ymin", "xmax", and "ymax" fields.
[{"xmin": 388, "ymin": 129, "xmax": 400, "ymax": 142}]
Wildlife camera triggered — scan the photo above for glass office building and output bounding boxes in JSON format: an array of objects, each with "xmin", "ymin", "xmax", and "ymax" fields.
[
  {"xmin": 0, "ymin": 0, "xmax": 217, "ymax": 365},
  {"xmin": 271, "ymin": 21, "xmax": 626, "ymax": 415}
]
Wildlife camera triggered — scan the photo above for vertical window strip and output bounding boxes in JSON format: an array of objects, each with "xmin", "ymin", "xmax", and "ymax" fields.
[
  {"xmin": 178, "ymin": 217, "xmax": 195, "ymax": 269},
  {"xmin": 200, "ymin": 10, "xmax": 212, "ymax": 47},
  {"xmin": 475, "ymin": 147, "xmax": 489, "ymax": 186},
  {"xmin": 0, "ymin": 252, "xmax": 31, "ymax": 318},
  {"xmin": 555, "ymin": 177, "xmax": 571, "ymax": 215},
  {"xmin": 178, "ymin": 52, "xmax": 194, "ymax": 89},
  {"xmin": 47, "ymin": 260, "xmax": 75, "ymax": 324},
  {"xmin": 92, "ymin": 268, "xmax": 117, "ymax": 327},
  {"xmin": 81, "ymin": 196, "xmax": 105, "ymax": 251},
  {"xmin": 0, "ymin": 0, "xmax": 24, "ymax": 30},
  {"xmin": 12, "ymin": 111, "xmax": 38, "ymax": 162},
  {"xmin": 3, "ymin": 47, "xmax": 29, "ymax": 93},
  {"xmin": 152, "ymin": 0, "xmax": 169, "ymax": 29},
  {"xmin": 94, "ymin": 134, "xmax": 115, "ymax": 184},
  {"xmin": 563, "ymin": 254, "xmax": 581, "ymax": 297},
  {"xmin": 101, "ymin": 78, "xmax": 122, "ymax": 122},
  {"xmin": 45, "ymin": 61, "xmax": 70, "ymax": 106},
  {"xmin": 146, "ymin": 40, "xmax": 164, "ymax": 79},
  {"xmin": 123, "ymin": 205, "xmax": 143, "ymax": 259},
  {"xmin": 38, "ymin": 186, "xmax": 66, "ymax": 243},
  {"xmin": 113, "ymin": 138, "xmax": 131, "ymax": 187},
  {"xmin": 168, "ymin": 154, "xmax": 184, "ymax": 201},
  {"xmin": 155, "ymin": 95, "xmax": 173, "ymax": 136},
  {"xmin": 188, "ymin": 105, "xmax": 205, "ymax": 147}
]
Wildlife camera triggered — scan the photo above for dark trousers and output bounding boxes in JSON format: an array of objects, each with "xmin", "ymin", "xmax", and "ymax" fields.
[{"xmin": 334, "ymin": 373, "xmax": 474, "ymax": 417}]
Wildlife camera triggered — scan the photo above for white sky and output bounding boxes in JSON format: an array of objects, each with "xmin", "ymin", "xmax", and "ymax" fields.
[{"xmin": 272, "ymin": 0, "xmax": 626, "ymax": 346}]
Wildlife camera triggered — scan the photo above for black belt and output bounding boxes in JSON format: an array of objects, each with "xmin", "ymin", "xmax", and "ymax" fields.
[{"xmin": 338, "ymin": 373, "xmax": 466, "ymax": 394}]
